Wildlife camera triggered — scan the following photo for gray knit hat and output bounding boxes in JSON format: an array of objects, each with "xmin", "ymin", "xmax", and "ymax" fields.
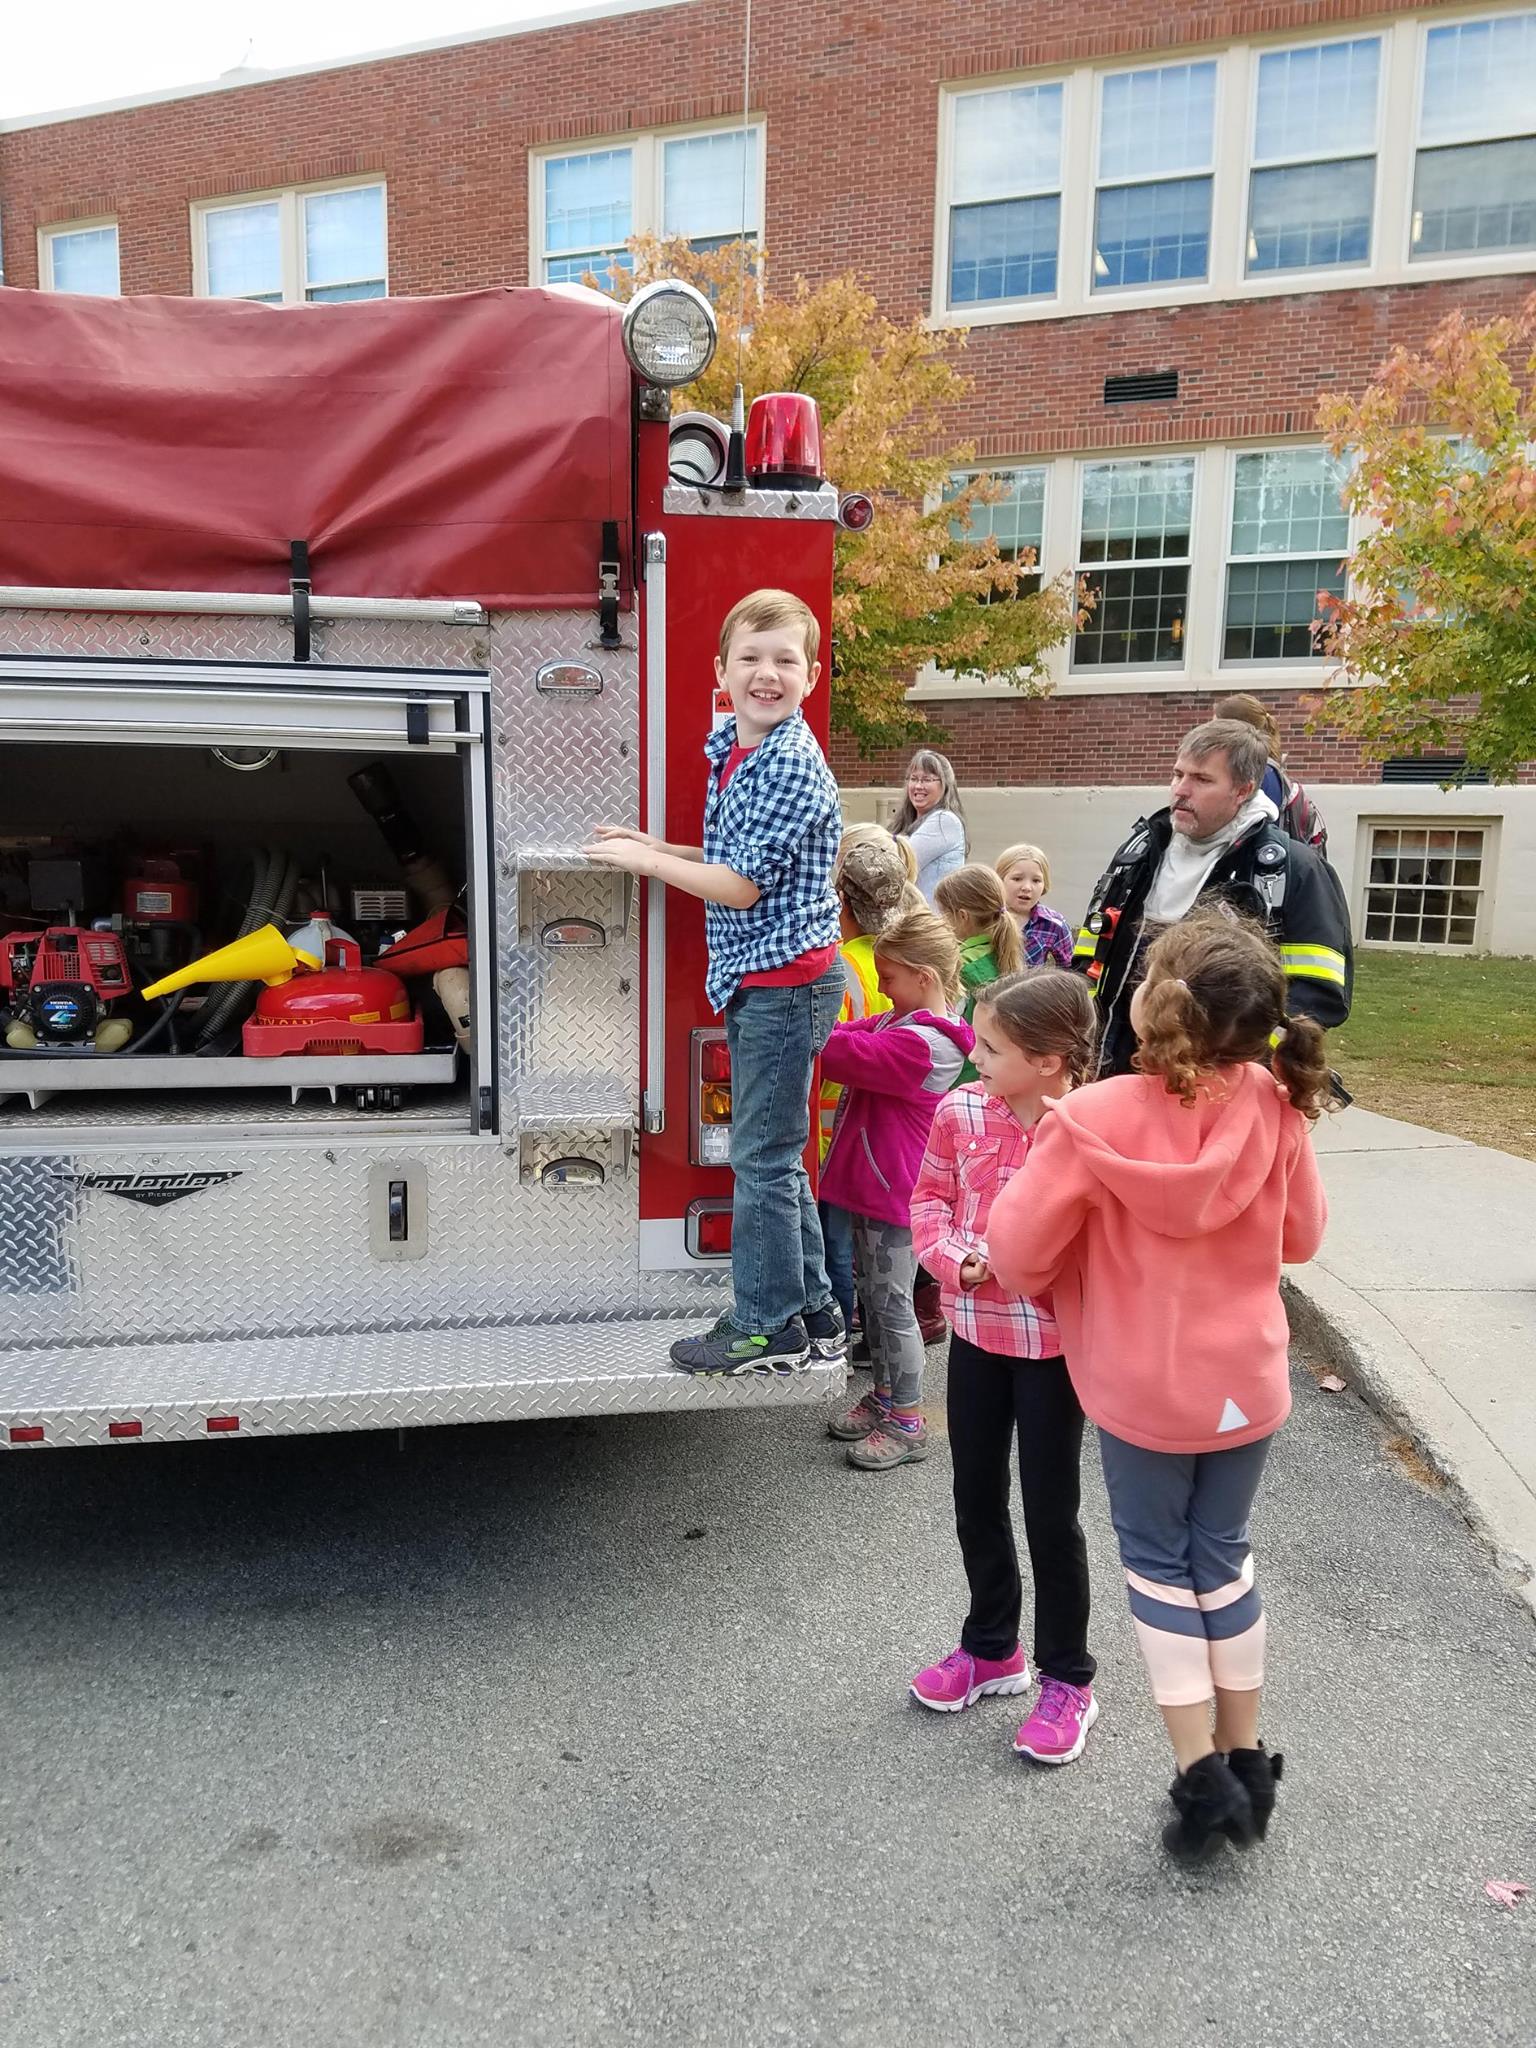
[{"xmin": 833, "ymin": 828, "xmax": 912, "ymax": 936}]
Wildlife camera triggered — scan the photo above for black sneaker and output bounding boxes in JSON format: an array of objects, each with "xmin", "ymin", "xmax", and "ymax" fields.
[
  {"xmin": 802, "ymin": 1301, "xmax": 847, "ymax": 1362},
  {"xmin": 669, "ymin": 1316, "xmax": 811, "ymax": 1377}
]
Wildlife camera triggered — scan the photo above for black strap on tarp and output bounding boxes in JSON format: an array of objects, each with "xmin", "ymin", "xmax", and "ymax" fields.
[
  {"xmin": 598, "ymin": 520, "xmax": 621, "ymax": 650},
  {"xmin": 289, "ymin": 539, "xmax": 312, "ymax": 663}
]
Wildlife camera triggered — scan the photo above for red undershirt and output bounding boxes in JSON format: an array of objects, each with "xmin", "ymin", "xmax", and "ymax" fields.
[{"xmin": 718, "ymin": 741, "xmax": 838, "ymax": 989}]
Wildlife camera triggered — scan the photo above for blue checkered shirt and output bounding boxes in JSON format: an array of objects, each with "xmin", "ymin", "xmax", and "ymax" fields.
[{"xmin": 701, "ymin": 711, "xmax": 841, "ymax": 1012}]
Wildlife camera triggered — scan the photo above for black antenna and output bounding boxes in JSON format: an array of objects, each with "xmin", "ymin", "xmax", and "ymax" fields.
[{"xmin": 722, "ymin": 0, "xmax": 753, "ymax": 495}]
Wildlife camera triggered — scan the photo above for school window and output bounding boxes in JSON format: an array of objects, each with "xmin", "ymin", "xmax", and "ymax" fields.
[
  {"xmin": 1247, "ymin": 38, "xmax": 1380, "ymax": 274},
  {"xmin": 1223, "ymin": 449, "xmax": 1350, "ymax": 661},
  {"xmin": 946, "ymin": 83, "xmax": 1064, "ymax": 306},
  {"xmin": 39, "ymin": 221, "xmax": 120, "ymax": 295},
  {"xmin": 1361, "ymin": 825, "xmax": 1486, "ymax": 948},
  {"xmin": 535, "ymin": 125, "xmax": 762, "ymax": 289},
  {"xmin": 1072, "ymin": 456, "xmax": 1193, "ymax": 669},
  {"xmin": 1093, "ymin": 62, "xmax": 1215, "ymax": 291},
  {"xmin": 1412, "ymin": 13, "xmax": 1536, "ymax": 259},
  {"xmin": 947, "ymin": 468, "xmax": 1047, "ymax": 599},
  {"xmin": 195, "ymin": 183, "xmax": 387, "ymax": 304}
]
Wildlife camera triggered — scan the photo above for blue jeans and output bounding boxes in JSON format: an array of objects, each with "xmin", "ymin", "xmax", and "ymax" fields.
[
  {"xmin": 723, "ymin": 963, "xmax": 844, "ymax": 1336},
  {"xmin": 819, "ymin": 1198, "xmax": 856, "ymax": 1338}
]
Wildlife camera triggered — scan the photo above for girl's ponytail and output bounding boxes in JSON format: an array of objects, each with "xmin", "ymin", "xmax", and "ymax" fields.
[
  {"xmin": 935, "ymin": 864, "xmax": 1023, "ymax": 977},
  {"xmin": 1271, "ymin": 1011, "xmax": 1330, "ymax": 1121}
]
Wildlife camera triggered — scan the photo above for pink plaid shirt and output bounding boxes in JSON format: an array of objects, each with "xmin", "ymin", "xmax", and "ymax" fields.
[{"xmin": 910, "ymin": 1084, "xmax": 1062, "ymax": 1359}]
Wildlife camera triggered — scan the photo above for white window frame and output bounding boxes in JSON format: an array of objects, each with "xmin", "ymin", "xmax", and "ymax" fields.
[
  {"xmin": 1089, "ymin": 59, "xmax": 1219, "ymax": 299},
  {"xmin": 38, "ymin": 218, "xmax": 120, "ymax": 295},
  {"xmin": 1070, "ymin": 453, "xmax": 1198, "ymax": 677},
  {"xmin": 191, "ymin": 177, "xmax": 389, "ymax": 304},
  {"xmin": 1408, "ymin": 7, "xmax": 1536, "ymax": 266},
  {"xmin": 1243, "ymin": 31, "xmax": 1385, "ymax": 282},
  {"xmin": 931, "ymin": 8, "xmax": 1536, "ymax": 327},
  {"xmin": 529, "ymin": 119, "xmax": 766, "ymax": 287},
  {"xmin": 1220, "ymin": 445, "xmax": 1354, "ymax": 668},
  {"xmin": 946, "ymin": 463, "xmax": 1051, "ymax": 598},
  {"xmin": 1357, "ymin": 818, "xmax": 1492, "ymax": 951},
  {"xmin": 912, "ymin": 440, "xmax": 1365, "ymax": 702}
]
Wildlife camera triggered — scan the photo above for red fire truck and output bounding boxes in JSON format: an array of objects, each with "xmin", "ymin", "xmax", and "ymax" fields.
[{"xmin": 0, "ymin": 279, "xmax": 854, "ymax": 1447}]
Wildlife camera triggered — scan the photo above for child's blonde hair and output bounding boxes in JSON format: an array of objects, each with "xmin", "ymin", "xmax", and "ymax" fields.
[
  {"xmin": 832, "ymin": 826, "xmax": 911, "ymax": 936},
  {"xmin": 934, "ymin": 863, "xmax": 1023, "ymax": 978},
  {"xmin": 977, "ymin": 969, "xmax": 1099, "ymax": 1088},
  {"xmin": 718, "ymin": 587, "xmax": 820, "ymax": 667},
  {"xmin": 872, "ymin": 907, "xmax": 962, "ymax": 1009},
  {"xmin": 995, "ymin": 842, "xmax": 1052, "ymax": 895},
  {"xmin": 1135, "ymin": 911, "xmax": 1331, "ymax": 1119}
]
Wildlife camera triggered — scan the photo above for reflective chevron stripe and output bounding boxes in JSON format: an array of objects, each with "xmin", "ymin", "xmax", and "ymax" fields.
[
  {"xmin": 1073, "ymin": 926, "xmax": 1098, "ymax": 961},
  {"xmin": 1280, "ymin": 943, "xmax": 1348, "ymax": 987}
]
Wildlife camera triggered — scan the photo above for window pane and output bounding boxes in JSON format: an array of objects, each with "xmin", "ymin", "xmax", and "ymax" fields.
[
  {"xmin": 663, "ymin": 129, "xmax": 759, "ymax": 240},
  {"xmin": 1247, "ymin": 158, "xmax": 1374, "ymax": 272},
  {"xmin": 1421, "ymin": 14, "xmax": 1536, "ymax": 145},
  {"xmin": 205, "ymin": 201, "xmax": 282, "ymax": 299},
  {"xmin": 1078, "ymin": 457, "xmax": 1194, "ymax": 564},
  {"xmin": 1223, "ymin": 559, "xmax": 1345, "ymax": 660},
  {"xmin": 544, "ymin": 148, "xmax": 632, "ymax": 256},
  {"xmin": 304, "ymin": 186, "xmax": 386, "ymax": 293},
  {"xmin": 953, "ymin": 84, "xmax": 1063, "ymax": 202},
  {"xmin": 948, "ymin": 468, "xmax": 1046, "ymax": 552},
  {"xmin": 1073, "ymin": 566, "xmax": 1189, "ymax": 666},
  {"xmin": 949, "ymin": 196, "xmax": 1059, "ymax": 304},
  {"xmin": 1411, "ymin": 137, "xmax": 1536, "ymax": 257},
  {"xmin": 544, "ymin": 249, "xmax": 635, "ymax": 289},
  {"xmin": 48, "ymin": 225, "xmax": 119, "ymax": 295},
  {"xmin": 1230, "ymin": 449, "xmax": 1350, "ymax": 555},
  {"xmin": 1254, "ymin": 39, "xmax": 1381, "ymax": 161},
  {"xmin": 1099, "ymin": 62, "xmax": 1216, "ymax": 180},
  {"xmin": 1093, "ymin": 175, "xmax": 1211, "ymax": 288}
]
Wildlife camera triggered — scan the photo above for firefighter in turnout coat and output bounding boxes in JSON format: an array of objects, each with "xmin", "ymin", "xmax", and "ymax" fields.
[{"xmin": 1074, "ymin": 719, "xmax": 1353, "ymax": 1078}]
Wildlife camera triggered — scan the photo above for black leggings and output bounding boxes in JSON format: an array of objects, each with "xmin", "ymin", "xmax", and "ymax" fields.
[{"xmin": 946, "ymin": 1332, "xmax": 1095, "ymax": 1688}]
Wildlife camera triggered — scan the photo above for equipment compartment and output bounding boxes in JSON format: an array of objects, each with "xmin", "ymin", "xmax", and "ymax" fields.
[{"xmin": 0, "ymin": 705, "xmax": 491, "ymax": 1137}]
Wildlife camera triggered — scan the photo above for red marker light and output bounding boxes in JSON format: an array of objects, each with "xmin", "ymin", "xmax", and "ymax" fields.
[
  {"xmin": 108, "ymin": 1420, "xmax": 143, "ymax": 1439},
  {"xmin": 745, "ymin": 393, "xmax": 823, "ymax": 490},
  {"xmin": 837, "ymin": 493, "xmax": 876, "ymax": 532},
  {"xmin": 699, "ymin": 1039, "xmax": 732, "ymax": 1084},
  {"xmin": 9, "ymin": 1424, "xmax": 43, "ymax": 1444},
  {"xmin": 206, "ymin": 1415, "xmax": 241, "ymax": 1434},
  {"xmin": 685, "ymin": 1199, "xmax": 733, "ymax": 1259}
]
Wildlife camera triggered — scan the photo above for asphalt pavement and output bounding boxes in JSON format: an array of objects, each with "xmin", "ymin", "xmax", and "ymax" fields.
[{"xmin": 2, "ymin": 1344, "xmax": 1533, "ymax": 2048}]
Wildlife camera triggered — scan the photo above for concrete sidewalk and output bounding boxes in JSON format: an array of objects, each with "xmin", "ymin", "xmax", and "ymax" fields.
[{"xmin": 1286, "ymin": 1105, "xmax": 1536, "ymax": 1614}]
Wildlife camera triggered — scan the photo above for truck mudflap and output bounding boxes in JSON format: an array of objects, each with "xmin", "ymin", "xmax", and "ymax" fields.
[{"xmin": 0, "ymin": 1323, "xmax": 846, "ymax": 1448}]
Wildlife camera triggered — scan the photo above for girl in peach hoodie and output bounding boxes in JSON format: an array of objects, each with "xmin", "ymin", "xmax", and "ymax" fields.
[{"xmin": 987, "ymin": 911, "xmax": 1329, "ymax": 1861}]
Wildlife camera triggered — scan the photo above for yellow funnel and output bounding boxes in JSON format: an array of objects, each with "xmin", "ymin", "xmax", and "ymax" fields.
[{"xmin": 140, "ymin": 923, "xmax": 301, "ymax": 1000}]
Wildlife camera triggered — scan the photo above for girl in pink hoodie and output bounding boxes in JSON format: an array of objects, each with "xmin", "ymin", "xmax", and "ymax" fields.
[
  {"xmin": 819, "ymin": 907, "xmax": 972, "ymax": 1472},
  {"xmin": 987, "ymin": 911, "xmax": 1330, "ymax": 1860}
]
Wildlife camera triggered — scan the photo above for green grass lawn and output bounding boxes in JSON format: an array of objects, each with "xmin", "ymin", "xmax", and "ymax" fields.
[{"xmin": 1331, "ymin": 951, "xmax": 1536, "ymax": 1159}]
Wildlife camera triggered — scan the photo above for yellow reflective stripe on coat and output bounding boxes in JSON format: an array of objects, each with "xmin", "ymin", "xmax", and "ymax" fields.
[
  {"xmin": 1072, "ymin": 926, "xmax": 1098, "ymax": 961},
  {"xmin": 1280, "ymin": 943, "xmax": 1348, "ymax": 987}
]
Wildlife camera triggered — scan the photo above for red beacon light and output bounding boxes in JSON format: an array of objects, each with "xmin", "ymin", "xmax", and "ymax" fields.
[{"xmin": 745, "ymin": 393, "xmax": 824, "ymax": 490}]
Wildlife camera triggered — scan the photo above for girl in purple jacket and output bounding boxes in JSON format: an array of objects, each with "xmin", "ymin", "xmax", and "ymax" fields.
[{"xmin": 818, "ymin": 907, "xmax": 972, "ymax": 1471}]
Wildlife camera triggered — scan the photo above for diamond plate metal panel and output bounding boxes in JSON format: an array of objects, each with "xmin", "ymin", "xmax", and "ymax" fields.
[
  {"xmin": 0, "ymin": 1321, "xmax": 846, "ymax": 1448},
  {"xmin": 0, "ymin": 608, "xmax": 487, "ymax": 674},
  {"xmin": 663, "ymin": 484, "xmax": 841, "ymax": 521}
]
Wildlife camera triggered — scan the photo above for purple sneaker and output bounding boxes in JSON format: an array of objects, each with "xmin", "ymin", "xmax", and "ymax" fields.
[
  {"xmin": 910, "ymin": 1644, "xmax": 1031, "ymax": 1713},
  {"xmin": 1013, "ymin": 1678, "xmax": 1099, "ymax": 1764}
]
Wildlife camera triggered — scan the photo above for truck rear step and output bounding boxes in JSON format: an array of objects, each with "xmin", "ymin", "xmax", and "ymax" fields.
[{"xmin": 0, "ymin": 1321, "xmax": 846, "ymax": 1447}]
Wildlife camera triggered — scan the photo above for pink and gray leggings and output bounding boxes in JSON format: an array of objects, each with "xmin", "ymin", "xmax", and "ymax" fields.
[{"xmin": 1097, "ymin": 1429, "xmax": 1273, "ymax": 1708}]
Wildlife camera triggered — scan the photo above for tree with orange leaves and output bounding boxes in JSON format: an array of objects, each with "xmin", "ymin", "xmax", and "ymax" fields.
[
  {"xmin": 609, "ymin": 238, "xmax": 1082, "ymax": 751},
  {"xmin": 1317, "ymin": 297, "xmax": 1536, "ymax": 782}
]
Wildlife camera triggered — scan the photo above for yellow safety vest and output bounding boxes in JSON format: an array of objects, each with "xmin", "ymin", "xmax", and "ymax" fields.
[{"xmin": 818, "ymin": 936, "xmax": 890, "ymax": 1159}]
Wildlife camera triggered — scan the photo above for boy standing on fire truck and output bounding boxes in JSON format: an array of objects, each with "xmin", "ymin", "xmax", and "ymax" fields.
[{"xmin": 588, "ymin": 588, "xmax": 847, "ymax": 1375}]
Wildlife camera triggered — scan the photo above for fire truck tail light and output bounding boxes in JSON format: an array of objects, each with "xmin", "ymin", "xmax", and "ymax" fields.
[
  {"xmin": 838, "ymin": 492, "xmax": 876, "ymax": 532},
  {"xmin": 700, "ymin": 1082, "xmax": 732, "ymax": 1124},
  {"xmin": 746, "ymin": 393, "xmax": 823, "ymax": 489},
  {"xmin": 622, "ymin": 280, "xmax": 718, "ymax": 388},
  {"xmin": 699, "ymin": 1039, "xmax": 731, "ymax": 1084},
  {"xmin": 690, "ymin": 1029, "xmax": 733, "ymax": 1165},
  {"xmin": 685, "ymin": 1200, "xmax": 733, "ymax": 1259}
]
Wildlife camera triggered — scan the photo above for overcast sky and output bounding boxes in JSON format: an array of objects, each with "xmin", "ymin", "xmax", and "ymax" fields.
[{"xmin": 3, "ymin": 0, "xmax": 643, "ymax": 119}]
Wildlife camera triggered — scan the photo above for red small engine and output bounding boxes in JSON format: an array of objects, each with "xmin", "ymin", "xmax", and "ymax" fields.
[
  {"xmin": 1, "ymin": 927, "xmax": 133, "ymax": 1044},
  {"xmin": 242, "ymin": 930, "xmax": 423, "ymax": 1058}
]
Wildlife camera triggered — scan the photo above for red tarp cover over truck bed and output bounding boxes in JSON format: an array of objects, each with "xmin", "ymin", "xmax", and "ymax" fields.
[{"xmin": 0, "ymin": 286, "xmax": 632, "ymax": 609}]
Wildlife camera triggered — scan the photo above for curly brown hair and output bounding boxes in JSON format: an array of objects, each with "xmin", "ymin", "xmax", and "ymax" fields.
[
  {"xmin": 979, "ymin": 967, "xmax": 1099, "ymax": 1087},
  {"xmin": 1134, "ymin": 911, "xmax": 1331, "ymax": 1119}
]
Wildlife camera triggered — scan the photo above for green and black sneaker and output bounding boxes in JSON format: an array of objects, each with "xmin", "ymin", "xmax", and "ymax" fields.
[{"xmin": 669, "ymin": 1316, "xmax": 811, "ymax": 1377}]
